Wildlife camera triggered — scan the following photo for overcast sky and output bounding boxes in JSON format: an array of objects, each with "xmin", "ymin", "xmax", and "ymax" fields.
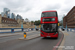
[{"xmin": 0, "ymin": 0, "xmax": 75, "ymax": 21}]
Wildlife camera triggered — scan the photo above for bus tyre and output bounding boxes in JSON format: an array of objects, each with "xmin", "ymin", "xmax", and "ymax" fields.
[
  {"xmin": 56, "ymin": 37, "xmax": 58, "ymax": 39},
  {"xmin": 56, "ymin": 34, "xmax": 59, "ymax": 39}
]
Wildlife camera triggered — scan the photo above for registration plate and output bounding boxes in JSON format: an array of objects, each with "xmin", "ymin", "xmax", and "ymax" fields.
[{"xmin": 47, "ymin": 36, "xmax": 50, "ymax": 37}]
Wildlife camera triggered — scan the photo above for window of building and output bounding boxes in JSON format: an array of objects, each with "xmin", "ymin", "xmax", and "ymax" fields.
[{"xmin": 5, "ymin": 20, "xmax": 6, "ymax": 22}]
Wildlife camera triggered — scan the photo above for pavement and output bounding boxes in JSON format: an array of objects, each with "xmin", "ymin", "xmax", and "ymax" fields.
[{"xmin": 58, "ymin": 29, "xmax": 75, "ymax": 50}]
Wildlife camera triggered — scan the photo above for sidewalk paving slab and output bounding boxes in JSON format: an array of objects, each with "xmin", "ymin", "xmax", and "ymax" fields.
[{"xmin": 58, "ymin": 29, "xmax": 75, "ymax": 50}]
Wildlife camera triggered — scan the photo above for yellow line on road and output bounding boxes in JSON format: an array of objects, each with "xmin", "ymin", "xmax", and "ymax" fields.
[
  {"xmin": 64, "ymin": 33, "xmax": 69, "ymax": 36},
  {"xmin": 58, "ymin": 38, "xmax": 65, "ymax": 50},
  {"xmin": 58, "ymin": 30, "xmax": 69, "ymax": 50}
]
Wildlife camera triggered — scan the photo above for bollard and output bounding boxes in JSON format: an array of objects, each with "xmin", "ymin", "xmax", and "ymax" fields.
[
  {"xmin": 11, "ymin": 28, "xmax": 14, "ymax": 33},
  {"xmin": 74, "ymin": 28, "xmax": 75, "ymax": 32},
  {"xmin": 67, "ymin": 29, "xmax": 69, "ymax": 32},
  {"xmin": 28, "ymin": 28, "xmax": 30, "ymax": 31},
  {"xmin": 24, "ymin": 32, "xmax": 26, "ymax": 38},
  {"xmin": 31, "ymin": 28, "xmax": 33, "ymax": 31},
  {"xmin": 70, "ymin": 28, "xmax": 72, "ymax": 32},
  {"xmin": 22, "ymin": 28, "xmax": 24, "ymax": 31}
]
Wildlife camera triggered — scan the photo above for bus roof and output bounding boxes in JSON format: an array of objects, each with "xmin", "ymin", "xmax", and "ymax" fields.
[{"xmin": 42, "ymin": 10, "xmax": 57, "ymax": 13}]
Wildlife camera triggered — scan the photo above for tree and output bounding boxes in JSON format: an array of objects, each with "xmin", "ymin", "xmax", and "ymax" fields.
[
  {"xmin": 25, "ymin": 18, "xmax": 29, "ymax": 22},
  {"xmin": 34, "ymin": 20, "xmax": 40, "ymax": 25},
  {"xmin": 59, "ymin": 20, "xmax": 63, "ymax": 26},
  {"xmin": 31, "ymin": 21, "xmax": 34, "ymax": 23}
]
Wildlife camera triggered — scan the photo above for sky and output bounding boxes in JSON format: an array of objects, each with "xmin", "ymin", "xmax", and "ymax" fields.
[{"xmin": 0, "ymin": 0, "xmax": 75, "ymax": 21}]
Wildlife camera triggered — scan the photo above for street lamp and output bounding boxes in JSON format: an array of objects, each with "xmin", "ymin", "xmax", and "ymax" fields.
[{"xmin": 21, "ymin": 20, "xmax": 23, "ymax": 28}]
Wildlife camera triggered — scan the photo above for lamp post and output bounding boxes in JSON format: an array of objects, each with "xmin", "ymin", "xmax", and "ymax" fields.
[
  {"xmin": 35, "ymin": 25, "xmax": 36, "ymax": 29},
  {"xmin": 66, "ymin": 22, "xmax": 67, "ymax": 30},
  {"xmin": 21, "ymin": 20, "xmax": 23, "ymax": 28}
]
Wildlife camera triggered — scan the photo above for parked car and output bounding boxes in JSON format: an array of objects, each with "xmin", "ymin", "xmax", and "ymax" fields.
[
  {"xmin": 61, "ymin": 28, "xmax": 65, "ymax": 31},
  {"xmin": 36, "ymin": 28, "xmax": 39, "ymax": 31},
  {"xmin": 31, "ymin": 28, "xmax": 33, "ymax": 30}
]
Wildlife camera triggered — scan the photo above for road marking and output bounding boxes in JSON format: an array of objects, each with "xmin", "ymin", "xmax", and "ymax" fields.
[
  {"xmin": 57, "ymin": 30, "xmax": 69, "ymax": 50},
  {"xmin": 53, "ymin": 31, "xmax": 64, "ymax": 50},
  {"xmin": 0, "ymin": 31, "xmax": 39, "ymax": 37},
  {"xmin": 58, "ymin": 38, "xmax": 65, "ymax": 50},
  {"xmin": 19, "ymin": 34, "xmax": 40, "ymax": 40},
  {"xmin": 64, "ymin": 33, "xmax": 69, "ymax": 36},
  {"xmin": 19, "ymin": 31, "xmax": 40, "ymax": 35}
]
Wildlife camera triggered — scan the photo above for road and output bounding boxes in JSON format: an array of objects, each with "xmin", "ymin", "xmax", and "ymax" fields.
[
  {"xmin": 0, "ymin": 31, "xmax": 63, "ymax": 50},
  {"xmin": 0, "ymin": 31, "xmax": 39, "ymax": 43}
]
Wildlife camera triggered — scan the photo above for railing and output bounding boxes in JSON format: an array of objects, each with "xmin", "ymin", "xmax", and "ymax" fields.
[
  {"xmin": 67, "ymin": 28, "xmax": 75, "ymax": 32},
  {"xmin": 0, "ymin": 28, "xmax": 34, "ymax": 33}
]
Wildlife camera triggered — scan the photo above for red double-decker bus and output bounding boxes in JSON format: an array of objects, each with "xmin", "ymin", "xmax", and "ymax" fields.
[{"xmin": 40, "ymin": 10, "xmax": 59, "ymax": 38}]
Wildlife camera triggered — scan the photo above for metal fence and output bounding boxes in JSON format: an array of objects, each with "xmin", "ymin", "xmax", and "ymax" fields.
[
  {"xmin": 0, "ymin": 28, "xmax": 35, "ymax": 33},
  {"xmin": 67, "ymin": 28, "xmax": 75, "ymax": 32}
]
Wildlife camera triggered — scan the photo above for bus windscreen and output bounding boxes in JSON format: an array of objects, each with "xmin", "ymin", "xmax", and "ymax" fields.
[{"xmin": 41, "ymin": 24, "xmax": 58, "ymax": 33}]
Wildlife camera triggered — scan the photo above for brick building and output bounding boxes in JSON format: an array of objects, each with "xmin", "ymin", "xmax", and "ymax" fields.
[
  {"xmin": 63, "ymin": 6, "xmax": 75, "ymax": 28},
  {"xmin": 0, "ymin": 14, "xmax": 35, "ymax": 28},
  {"xmin": 0, "ymin": 14, "xmax": 20, "ymax": 28}
]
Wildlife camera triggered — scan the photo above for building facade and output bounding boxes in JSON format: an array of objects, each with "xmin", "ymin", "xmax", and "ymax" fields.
[
  {"xmin": 4, "ymin": 8, "xmax": 10, "ymax": 18},
  {"xmin": 0, "ymin": 14, "xmax": 20, "ymax": 28},
  {"xmin": 0, "ymin": 14, "xmax": 35, "ymax": 28},
  {"xmin": 1, "ymin": 12, "xmax": 5, "ymax": 17},
  {"xmin": 63, "ymin": 6, "xmax": 75, "ymax": 28},
  {"xmin": 11, "ymin": 13, "xmax": 15, "ymax": 19},
  {"xmin": 16, "ymin": 14, "xmax": 22, "ymax": 20}
]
